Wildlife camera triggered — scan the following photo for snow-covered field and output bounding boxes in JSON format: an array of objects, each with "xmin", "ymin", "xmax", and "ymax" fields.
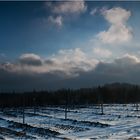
[{"xmin": 0, "ymin": 104, "xmax": 139, "ymax": 140}]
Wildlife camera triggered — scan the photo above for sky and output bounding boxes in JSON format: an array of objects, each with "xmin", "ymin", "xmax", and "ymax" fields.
[{"xmin": 1, "ymin": 1, "xmax": 140, "ymax": 91}]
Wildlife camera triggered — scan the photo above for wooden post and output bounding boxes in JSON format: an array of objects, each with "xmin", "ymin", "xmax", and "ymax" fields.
[
  {"xmin": 101, "ymin": 101, "xmax": 104, "ymax": 115},
  {"xmin": 22, "ymin": 97, "xmax": 25, "ymax": 124},
  {"xmin": 23, "ymin": 107, "xmax": 25, "ymax": 124},
  {"xmin": 65, "ymin": 92, "xmax": 68, "ymax": 120},
  {"xmin": 136, "ymin": 103, "xmax": 139, "ymax": 111},
  {"xmin": 65, "ymin": 105, "xmax": 67, "ymax": 120},
  {"xmin": 33, "ymin": 97, "xmax": 36, "ymax": 115}
]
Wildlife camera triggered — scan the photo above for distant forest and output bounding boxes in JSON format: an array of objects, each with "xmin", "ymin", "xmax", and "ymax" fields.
[{"xmin": 0, "ymin": 83, "xmax": 140, "ymax": 107}]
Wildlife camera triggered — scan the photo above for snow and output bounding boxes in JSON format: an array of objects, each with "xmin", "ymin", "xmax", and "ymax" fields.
[{"xmin": 0, "ymin": 104, "xmax": 139, "ymax": 140}]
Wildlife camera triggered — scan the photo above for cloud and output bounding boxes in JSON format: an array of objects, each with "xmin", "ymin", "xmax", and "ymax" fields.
[
  {"xmin": 46, "ymin": 1, "xmax": 86, "ymax": 27},
  {"xmin": 102, "ymin": 7, "xmax": 130, "ymax": 25},
  {"xmin": 90, "ymin": 8, "xmax": 98, "ymax": 16},
  {"xmin": 19, "ymin": 53, "xmax": 42, "ymax": 66},
  {"xmin": 97, "ymin": 7, "xmax": 133, "ymax": 44},
  {"xmin": 95, "ymin": 54, "xmax": 140, "ymax": 77},
  {"xmin": 114, "ymin": 54, "xmax": 140, "ymax": 66},
  {"xmin": 48, "ymin": 15, "xmax": 63, "ymax": 27},
  {"xmin": 1, "ymin": 53, "xmax": 140, "ymax": 90},
  {"xmin": 0, "ymin": 49, "xmax": 98, "ymax": 77},
  {"xmin": 47, "ymin": 48, "xmax": 98, "ymax": 76},
  {"xmin": 2, "ymin": 52, "xmax": 138, "ymax": 79},
  {"xmin": 51, "ymin": 0, "xmax": 87, "ymax": 15},
  {"xmin": 93, "ymin": 47, "xmax": 112, "ymax": 58}
]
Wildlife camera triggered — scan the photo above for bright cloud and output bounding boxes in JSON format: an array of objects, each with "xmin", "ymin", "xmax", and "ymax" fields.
[
  {"xmin": 97, "ymin": 7, "xmax": 133, "ymax": 44},
  {"xmin": 48, "ymin": 48, "xmax": 98, "ymax": 76},
  {"xmin": 51, "ymin": 0, "xmax": 87, "ymax": 14},
  {"xmin": 48, "ymin": 16, "xmax": 63, "ymax": 27},
  {"xmin": 46, "ymin": 1, "xmax": 86, "ymax": 27},
  {"xmin": 93, "ymin": 48, "xmax": 112, "ymax": 58}
]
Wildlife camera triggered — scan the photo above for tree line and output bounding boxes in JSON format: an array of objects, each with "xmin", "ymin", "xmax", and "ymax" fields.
[{"xmin": 0, "ymin": 83, "xmax": 140, "ymax": 107}]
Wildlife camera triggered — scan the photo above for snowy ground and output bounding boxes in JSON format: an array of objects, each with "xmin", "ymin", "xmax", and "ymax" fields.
[{"xmin": 0, "ymin": 104, "xmax": 139, "ymax": 140}]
